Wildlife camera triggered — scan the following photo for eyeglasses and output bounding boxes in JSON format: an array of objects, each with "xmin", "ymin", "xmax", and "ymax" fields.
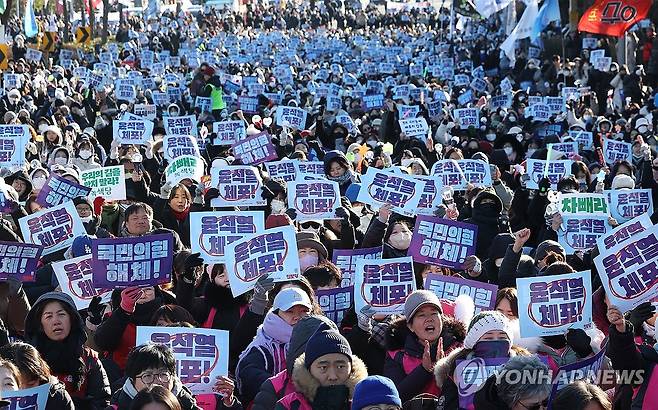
[
  {"xmin": 136, "ymin": 372, "xmax": 172, "ymax": 385},
  {"xmin": 518, "ymin": 399, "xmax": 548, "ymax": 410}
]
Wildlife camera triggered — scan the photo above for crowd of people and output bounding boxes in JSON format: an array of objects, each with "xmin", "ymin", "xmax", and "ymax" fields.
[{"xmin": 0, "ymin": 1, "xmax": 655, "ymax": 409}]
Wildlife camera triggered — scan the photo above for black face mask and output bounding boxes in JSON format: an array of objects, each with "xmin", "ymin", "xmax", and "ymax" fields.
[{"xmin": 478, "ymin": 202, "xmax": 498, "ymax": 216}]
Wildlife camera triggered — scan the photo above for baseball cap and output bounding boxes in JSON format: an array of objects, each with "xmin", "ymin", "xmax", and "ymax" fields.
[{"xmin": 272, "ymin": 287, "xmax": 313, "ymax": 312}]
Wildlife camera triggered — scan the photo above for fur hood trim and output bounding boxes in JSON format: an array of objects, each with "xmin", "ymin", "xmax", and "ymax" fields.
[
  {"xmin": 291, "ymin": 353, "xmax": 368, "ymax": 403},
  {"xmin": 433, "ymin": 345, "xmax": 530, "ymax": 389},
  {"xmin": 385, "ymin": 315, "xmax": 467, "ymax": 351}
]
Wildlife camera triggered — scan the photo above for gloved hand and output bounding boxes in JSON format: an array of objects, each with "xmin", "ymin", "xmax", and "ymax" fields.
[
  {"xmin": 87, "ymin": 296, "xmax": 105, "ymax": 326},
  {"xmin": 285, "ymin": 208, "xmax": 298, "ymax": 221},
  {"xmin": 182, "ymin": 252, "xmax": 204, "ymax": 284},
  {"xmin": 565, "ymin": 328, "xmax": 593, "ymax": 358},
  {"xmin": 4, "ymin": 277, "xmax": 22, "ymax": 297},
  {"xmin": 538, "ymin": 177, "xmax": 551, "ymax": 195},
  {"xmin": 26, "ymin": 141, "xmax": 38, "ymax": 156},
  {"xmin": 357, "ymin": 305, "xmax": 376, "ymax": 332},
  {"xmin": 626, "ymin": 302, "xmax": 655, "ymax": 335},
  {"xmin": 120, "ymin": 286, "xmax": 144, "ymax": 314},
  {"xmin": 334, "ymin": 207, "xmax": 350, "ymax": 223},
  {"xmin": 160, "ymin": 181, "xmax": 173, "ymax": 200},
  {"xmin": 143, "ymin": 140, "xmax": 154, "ymax": 159},
  {"xmin": 193, "ymin": 182, "xmax": 205, "ymax": 205},
  {"xmin": 250, "ymin": 274, "xmax": 275, "ymax": 315}
]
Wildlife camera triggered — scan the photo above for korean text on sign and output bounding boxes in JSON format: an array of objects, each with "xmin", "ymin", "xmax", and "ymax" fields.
[
  {"xmin": 516, "ymin": 271, "xmax": 592, "ymax": 337},
  {"xmin": 136, "ymin": 326, "xmax": 229, "ymax": 394},
  {"xmin": 559, "ymin": 193, "xmax": 609, "ymax": 215},
  {"xmin": 265, "ymin": 160, "xmax": 297, "ymax": 182},
  {"xmin": 213, "ymin": 120, "xmax": 246, "ymax": 146},
  {"xmin": 275, "ymin": 106, "xmax": 308, "ymax": 130},
  {"xmin": 424, "ymin": 274, "xmax": 497, "ymax": 313},
  {"xmin": 409, "ymin": 215, "xmax": 478, "ymax": 269},
  {"xmin": 210, "ymin": 166, "xmax": 266, "ymax": 207},
  {"xmin": 558, "ymin": 215, "xmax": 611, "ymax": 255},
  {"xmin": 0, "ymin": 125, "xmax": 29, "ymax": 168},
  {"xmin": 526, "ymin": 159, "xmax": 572, "ymax": 190},
  {"xmin": 113, "ymin": 119, "xmax": 154, "ymax": 145},
  {"xmin": 354, "ymin": 257, "xmax": 417, "ymax": 315},
  {"xmin": 231, "ymin": 132, "xmax": 277, "ymax": 165},
  {"xmin": 163, "ymin": 135, "xmax": 200, "ymax": 162},
  {"xmin": 456, "ymin": 160, "xmax": 492, "ymax": 187},
  {"xmin": 606, "ymin": 189, "xmax": 654, "ymax": 223},
  {"xmin": 18, "ymin": 201, "xmax": 86, "ymax": 255},
  {"xmin": 315, "ymin": 286, "xmax": 353, "ymax": 325},
  {"xmin": 594, "ymin": 224, "xmax": 658, "ymax": 312},
  {"xmin": 52, "ymin": 255, "xmax": 112, "ymax": 310},
  {"xmin": 165, "ymin": 155, "xmax": 204, "ymax": 185},
  {"xmin": 0, "ymin": 242, "xmax": 42, "ymax": 282},
  {"xmin": 357, "ymin": 168, "xmax": 422, "ymax": 217},
  {"xmin": 190, "ymin": 211, "xmax": 264, "ymax": 263},
  {"xmin": 414, "ymin": 176, "xmax": 443, "ymax": 216},
  {"xmin": 164, "ymin": 115, "xmax": 198, "ymax": 137},
  {"xmin": 91, "ymin": 233, "xmax": 174, "ymax": 288},
  {"xmin": 332, "ymin": 247, "xmax": 383, "ymax": 287},
  {"xmin": 430, "ymin": 160, "xmax": 468, "ymax": 190},
  {"xmin": 36, "ymin": 173, "xmax": 92, "ymax": 208},
  {"xmin": 602, "ymin": 138, "xmax": 632, "ymax": 165},
  {"xmin": 80, "ymin": 166, "xmax": 126, "ymax": 201},
  {"xmin": 3, "ymin": 383, "xmax": 50, "ymax": 410},
  {"xmin": 287, "ymin": 181, "xmax": 340, "ymax": 221},
  {"xmin": 225, "ymin": 226, "xmax": 301, "ymax": 297},
  {"xmin": 596, "ymin": 214, "xmax": 653, "ymax": 251}
]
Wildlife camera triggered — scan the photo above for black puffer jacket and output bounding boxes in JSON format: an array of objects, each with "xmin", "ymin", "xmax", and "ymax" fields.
[{"xmin": 464, "ymin": 189, "xmax": 509, "ymax": 260}]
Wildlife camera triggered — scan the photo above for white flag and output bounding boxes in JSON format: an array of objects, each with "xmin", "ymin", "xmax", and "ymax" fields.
[
  {"xmin": 474, "ymin": 0, "xmax": 514, "ymax": 19},
  {"xmin": 500, "ymin": 0, "xmax": 539, "ymax": 65}
]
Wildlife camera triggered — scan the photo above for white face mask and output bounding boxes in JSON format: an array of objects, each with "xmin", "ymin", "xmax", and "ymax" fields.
[
  {"xmin": 503, "ymin": 147, "xmax": 513, "ymax": 156},
  {"xmin": 32, "ymin": 176, "xmax": 47, "ymax": 190},
  {"xmin": 54, "ymin": 157, "xmax": 68, "ymax": 165},
  {"xmin": 401, "ymin": 158, "xmax": 413, "ymax": 167},
  {"xmin": 526, "ymin": 149, "xmax": 536, "ymax": 158},
  {"xmin": 486, "ymin": 134, "xmax": 496, "ymax": 142},
  {"xmin": 388, "ymin": 231, "xmax": 412, "ymax": 250},
  {"xmin": 299, "ymin": 254, "xmax": 319, "ymax": 271},
  {"xmin": 80, "ymin": 215, "xmax": 93, "ymax": 223},
  {"xmin": 79, "ymin": 150, "xmax": 92, "ymax": 160},
  {"xmin": 38, "ymin": 124, "xmax": 49, "ymax": 134},
  {"xmin": 270, "ymin": 199, "xmax": 286, "ymax": 214}
]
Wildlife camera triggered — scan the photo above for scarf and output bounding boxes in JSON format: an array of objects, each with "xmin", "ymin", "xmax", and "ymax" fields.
[
  {"xmin": 327, "ymin": 169, "xmax": 355, "ymax": 185},
  {"xmin": 171, "ymin": 207, "xmax": 190, "ymax": 222},
  {"xmin": 101, "ymin": 204, "xmax": 120, "ymax": 230},
  {"xmin": 37, "ymin": 334, "xmax": 85, "ymax": 389},
  {"xmin": 122, "ymin": 376, "xmax": 183, "ymax": 399},
  {"xmin": 203, "ymin": 281, "xmax": 249, "ymax": 309}
]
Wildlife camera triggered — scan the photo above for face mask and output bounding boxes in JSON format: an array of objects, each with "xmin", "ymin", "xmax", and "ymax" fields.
[
  {"xmin": 271, "ymin": 199, "xmax": 286, "ymax": 214},
  {"xmin": 526, "ymin": 149, "xmax": 536, "ymax": 158},
  {"xmin": 473, "ymin": 340, "xmax": 511, "ymax": 358},
  {"xmin": 388, "ymin": 231, "xmax": 412, "ymax": 250},
  {"xmin": 366, "ymin": 139, "xmax": 378, "ymax": 148},
  {"xmin": 583, "ymin": 115, "xmax": 592, "ymax": 122},
  {"xmin": 80, "ymin": 215, "xmax": 93, "ymax": 223},
  {"xmin": 32, "ymin": 176, "xmax": 47, "ymax": 190},
  {"xmin": 486, "ymin": 134, "xmax": 496, "ymax": 142},
  {"xmin": 503, "ymin": 147, "xmax": 513, "ymax": 156},
  {"xmin": 299, "ymin": 254, "xmax": 319, "ymax": 271},
  {"xmin": 508, "ymin": 116, "xmax": 516, "ymax": 123},
  {"xmin": 79, "ymin": 150, "xmax": 92, "ymax": 160},
  {"xmin": 401, "ymin": 158, "xmax": 413, "ymax": 167},
  {"xmin": 54, "ymin": 157, "xmax": 68, "ymax": 165},
  {"xmin": 38, "ymin": 124, "xmax": 49, "ymax": 134},
  {"xmin": 125, "ymin": 171, "xmax": 133, "ymax": 179}
]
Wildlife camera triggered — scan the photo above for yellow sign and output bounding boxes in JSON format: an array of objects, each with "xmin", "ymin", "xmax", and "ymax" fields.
[
  {"xmin": 40, "ymin": 32, "xmax": 56, "ymax": 52},
  {"xmin": 0, "ymin": 45, "xmax": 8, "ymax": 70},
  {"xmin": 76, "ymin": 26, "xmax": 91, "ymax": 44}
]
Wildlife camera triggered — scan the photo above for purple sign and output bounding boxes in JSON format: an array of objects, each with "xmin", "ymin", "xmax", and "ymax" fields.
[
  {"xmin": 424, "ymin": 274, "xmax": 497, "ymax": 313},
  {"xmin": 0, "ymin": 242, "xmax": 42, "ymax": 282},
  {"xmin": 315, "ymin": 286, "xmax": 353, "ymax": 324},
  {"xmin": 91, "ymin": 233, "xmax": 174, "ymax": 288},
  {"xmin": 231, "ymin": 132, "xmax": 277, "ymax": 165},
  {"xmin": 409, "ymin": 215, "xmax": 478, "ymax": 269},
  {"xmin": 332, "ymin": 247, "xmax": 383, "ymax": 287},
  {"xmin": 36, "ymin": 173, "xmax": 92, "ymax": 208},
  {"xmin": 455, "ymin": 357, "xmax": 510, "ymax": 410},
  {"xmin": 548, "ymin": 346, "xmax": 607, "ymax": 404}
]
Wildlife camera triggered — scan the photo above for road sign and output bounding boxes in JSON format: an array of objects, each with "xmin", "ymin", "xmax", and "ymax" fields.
[
  {"xmin": 76, "ymin": 27, "xmax": 91, "ymax": 44},
  {"xmin": 0, "ymin": 45, "xmax": 8, "ymax": 70},
  {"xmin": 40, "ymin": 32, "xmax": 56, "ymax": 52}
]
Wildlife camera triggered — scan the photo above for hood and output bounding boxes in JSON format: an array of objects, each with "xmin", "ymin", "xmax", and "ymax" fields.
[
  {"xmin": 287, "ymin": 315, "xmax": 338, "ymax": 374},
  {"xmin": 48, "ymin": 146, "xmax": 71, "ymax": 164},
  {"xmin": 323, "ymin": 150, "xmax": 350, "ymax": 174},
  {"xmin": 291, "ymin": 353, "xmax": 367, "ymax": 403},
  {"xmin": 472, "ymin": 189, "xmax": 503, "ymax": 215},
  {"xmin": 4, "ymin": 169, "xmax": 33, "ymax": 201},
  {"xmin": 24, "ymin": 292, "xmax": 86, "ymax": 345}
]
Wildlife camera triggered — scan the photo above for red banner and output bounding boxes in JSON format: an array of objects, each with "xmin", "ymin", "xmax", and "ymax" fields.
[{"xmin": 578, "ymin": 0, "xmax": 652, "ymax": 37}]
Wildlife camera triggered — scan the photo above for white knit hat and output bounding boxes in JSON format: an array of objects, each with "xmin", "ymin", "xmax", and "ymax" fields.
[{"xmin": 463, "ymin": 310, "xmax": 514, "ymax": 349}]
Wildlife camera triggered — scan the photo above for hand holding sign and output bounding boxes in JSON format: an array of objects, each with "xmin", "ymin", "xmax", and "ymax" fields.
[
  {"xmin": 214, "ymin": 376, "xmax": 236, "ymax": 406},
  {"xmin": 120, "ymin": 286, "xmax": 144, "ymax": 313},
  {"xmin": 606, "ymin": 306, "xmax": 626, "ymax": 333},
  {"xmin": 626, "ymin": 301, "xmax": 655, "ymax": 333}
]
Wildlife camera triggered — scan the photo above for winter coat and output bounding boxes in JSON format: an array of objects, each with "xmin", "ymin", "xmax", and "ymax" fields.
[
  {"xmin": 497, "ymin": 245, "xmax": 538, "ymax": 288},
  {"xmin": 109, "ymin": 377, "xmax": 201, "ymax": 410},
  {"xmin": 46, "ymin": 377, "xmax": 76, "ymax": 410},
  {"xmin": 4, "ymin": 169, "xmax": 33, "ymax": 202},
  {"xmin": 25, "ymin": 292, "xmax": 111, "ymax": 410},
  {"xmin": 0, "ymin": 281, "xmax": 30, "ymax": 338},
  {"xmin": 471, "ymin": 374, "xmax": 510, "ymax": 410},
  {"xmin": 361, "ymin": 217, "xmax": 407, "ymax": 259},
  {"xmin": 384, "ymin": 316, "xmax": 466, "ymax": 403},
  {"xmin": 274, "ymin": 353, "xmax": 368, "ymax": 410},
  {"xmin": 463, "ymin": 190, "xmax": 509, "ymax": 260},
  {"xmin": 152, "ymin": 198, "xmax": 204, "ymax": 248}
]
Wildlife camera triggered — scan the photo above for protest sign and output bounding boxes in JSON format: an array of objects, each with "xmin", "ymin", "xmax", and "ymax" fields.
[
  {"xmin": 80, "ymin": 166, "xmax": 126, "ymax": 201},
  {"xmin": 164, "ymin": 115, "xmax": 198, "ymax": 137},
  {"xmin": 569, "ymin": 130, "xmax": 594, "ymax": 150},
  {"xmin": 225, "ymin": 226, "xmax": 301, "ymax": 296},
  {"xmin": 526, "ymin": 159, "xmax": 572, "ymax": 190},
  {"xmin": 596, "ymin": 213, "xmax": 653, "ymax": 251},
  {"xmin": 548, "ymin": 142, "xmax": 578, "ymax": 158},
  {"xmin": 516, "ymin": 270, "xmax": 593, "ymax": 337},
  {"xmin": 354, "ymin": 256, "xmax": 416, "ymax": 315},
  {"xmin": 113, "ymin": 119, "xmax": 154, "ymax": 145},
  {"xmin": 190, "ymin": 211, "xmax": 265, "ymax": 263},
  {"xmin": 602, "ymin": 138, "xmax": 632, "ymax": 165},
  {"xmin": 425, "ymin": 274, "xmax": 497, "ymax": 313},
  {"xmin": 294, "ymin": 161, "xmax": 325, "ymax": 177},
  {"xmin": 52, "ymin": 255, "xmax": 112, "ymax": 310},
  {"xmin": 265, "ymin": 160, "xmax": 297, "ymax": 182},
  {"xmin": 238, "ymin": 96, "xmax": 259, "ymax": 113},
  {"xmin": 315, "ymin": 286, "xmax": 353, "ymax": 324},
  {"xmin": 415, "ymin": 176, "xmax": 443, "ymax": 216},
  {"xmin": 558, "ymin": 215, "xmax": 611, "ymax": 254},
  {"xmin": 231, "ymin": 131, "xmax": 277, "ymax": 165},
  {"xmin": 605, "ymin": 189, "xmax": 654, "ymax": 223},
  {"xmin": 545, "ymin": 96, "xmax": 565, "ymax": 114},
  {"xmin": 0, "ymin": 242, "xmax": 42, "ymax": 282},
  {"xmin": 559, "ymin": 193, "xmax": 609, "ymax": 215},
  {"xmin": 275, "ymin": 106, "xmax": 308, "ymax": 130},
  {"xmin": 212, "ymin": 121, "xmax": 246, "ymax": 146},
  {"xmin": 456, "ymin": 160, "xmax": 492, "ymax": 187},
  {"xmin": 136, "ymin": 326, "xmax": 229, "ymax": 394},
  {"xmin": 409, "ymin": 215, "xmax": 478, "ymax": 269},
  {"xmin": 362, "ymin": 94, "xmax": 385, "ymax": 111},
  {"xmin": 332, "ymin": 247, "xmax": 383, "ymax": 287},
  {"xmin": 489, "ymin": 94, "xmax": 512, "ymax": 109},
  {"xmin": 549, "ymin": 347, "xmax": 607, "ymax": 401},
  {"xmin": 594, "ymin": 223, "xmax": 658, "ymax": 312},
  {"xmin": 398, "ymin": 104, "xmax": 420, "ymax": 118},
  {"xmin": 35, "ymin": 173, "xmax": 92, "ymax": 208},
  {"xmin": 165, "ymin": 155, "xmax": 204, "ymax": 184},
  {"xmin": 163, "ymin": 135, "xmax": 200, "ymax": 161},
  {"xmin": 3, "ymin": 383, "xmax": 50, "ymax": 410},
  {"xmin": 195, "ymin": 96, "xmax": 212, "ymax": 112},
  {"xmin": 399, "ymin": 117, "xmax": 429, "ymax": 137},
  {"xmin": 18, "ymin": 201, "xmax": 86, "ymax": 255},
  {"xmin": 91, "ymin": 233, "xmax": 174, "ymax": 288},
  {"xmin": 286, "ymin": 180, "xmax": 340, "ymax": 220},
  {"xmin": 454, "ymin": 357, "xmax": 510, "ymax": 410},
  {"xmin": 210, "ymin": 166, "xmax": 266, "ymax": 207},
  {"xmin": 134, "ymin": 104, "xmax": 157, "ymax": 120},
  {"xmin": 453, "ymin": 108, "xmax": 480, "ymax": 129},
  {"xmin": 430, "ymin": 160, "xmax": 468, "ymax": 190},
  {"xmin": 25, "ymin": 48, "xmax": 43, "ymax": 63},
  {"xmin": 356, "ymin": 167, "xmax": 423, "ymax": 217},
  {"xmin": 0, "ymin": 125, "xmax": 29, "ymax": 168}
]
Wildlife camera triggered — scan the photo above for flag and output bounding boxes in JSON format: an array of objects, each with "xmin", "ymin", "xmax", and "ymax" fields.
[
  {"xmin": 532, "ymin": 0, "xmax": 561, "ymax": 39},
  {"xmin": 501, "ymin": 0, "xmax": 539, "ymax": 65},
  {"xmin": 0, "ymin": 0, "xmax": 5, "ymax": 15},
  {"xmin": 23, "ymin": 0, "xmax": 38, "ymax": 38},
  {"xmin": 145, "ymin": 0, "xmax": 161, "ymax": 19},
  {"xmin": 505, "ymin": 2, "xmax": 517, "ymax": 35},
  {"xmin": 474, "ymin": 0, "xmax": 514, "ymax": 18},
  {"xmin": 578, "ymin": 0, "xmax": 651, "ymax": 37}
]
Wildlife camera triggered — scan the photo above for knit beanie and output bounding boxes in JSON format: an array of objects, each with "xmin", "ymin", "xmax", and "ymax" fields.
[
  {"xmin": 352, "ymin": 376, "xmax": 401, "ymax": 410},
  {"xmin": 463, "ymin": 310, "xmax": 513, "ymax": 349},
  {"xmin": 304, "ymin": 323, "xmax": 352, "ymax": 369}
]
